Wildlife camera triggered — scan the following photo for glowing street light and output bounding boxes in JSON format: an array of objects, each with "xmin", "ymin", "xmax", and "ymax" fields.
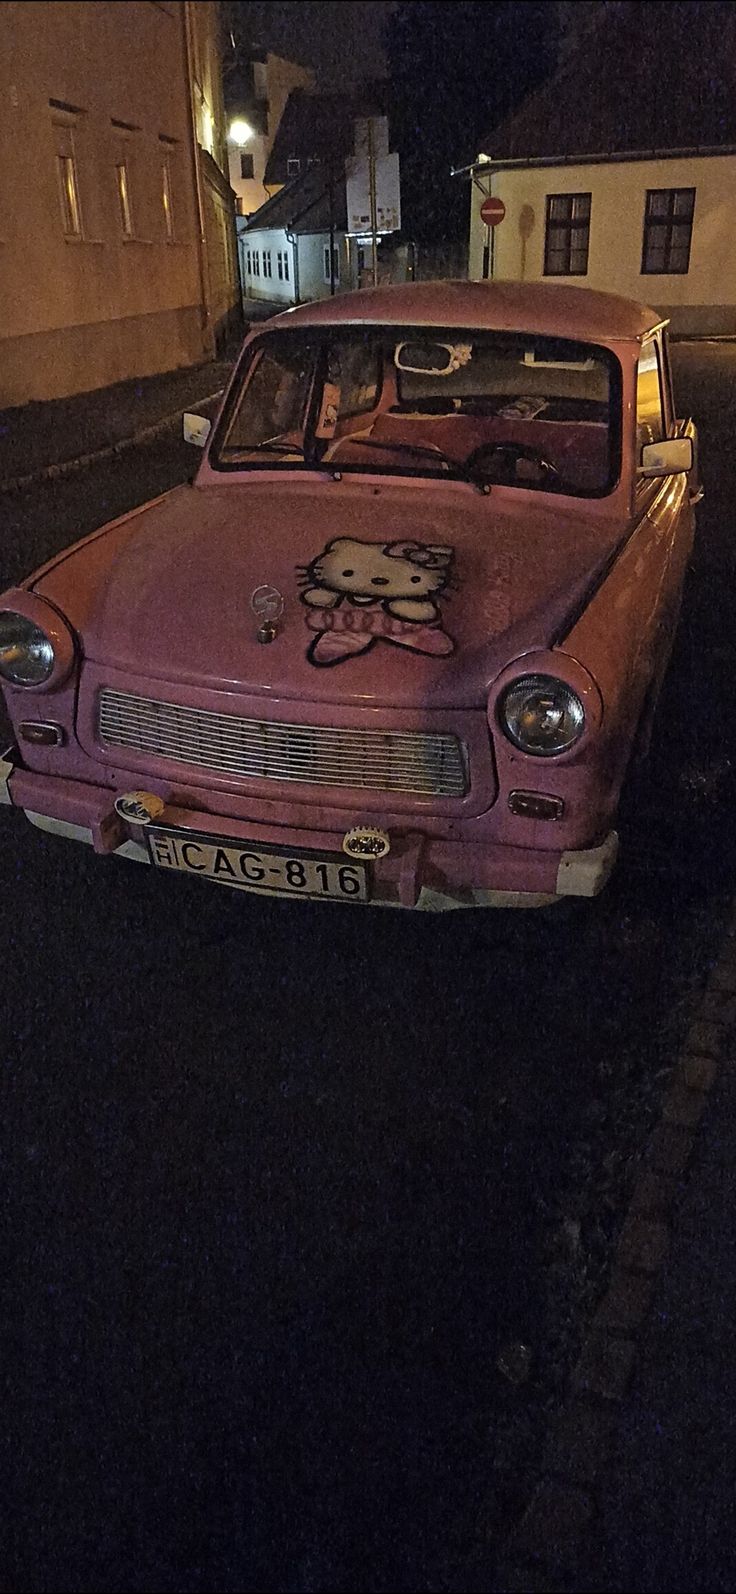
[{"xmin": 229, "ymin": 118, "xmax": 253, "ymax": 145}]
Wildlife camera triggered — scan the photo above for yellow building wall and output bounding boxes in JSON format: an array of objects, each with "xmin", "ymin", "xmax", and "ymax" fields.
[
  {"xmin": 0, "ymin": 0, "xmax": 238, "ymax": 404},
  {"xmin": 468, "ymin": 153, "xmax": 736, "ymax": 335}
]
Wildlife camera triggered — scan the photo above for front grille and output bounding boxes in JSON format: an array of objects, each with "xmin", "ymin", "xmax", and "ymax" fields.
[{"xmin": 97, "ymin": 689, "xmax": 468, "ymax": 797}]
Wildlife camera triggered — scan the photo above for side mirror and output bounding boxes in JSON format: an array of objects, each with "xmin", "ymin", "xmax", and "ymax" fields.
[
  {"xmin": 639, "ymin": 436, "xmax": 693, "ymax": 478},
  {"xmin": 183, "ymin": 412, "xmax": 212, "ymax": 448}
]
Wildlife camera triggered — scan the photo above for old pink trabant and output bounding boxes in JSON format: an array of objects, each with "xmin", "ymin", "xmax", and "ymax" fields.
[{"xmin": 0, "ymin": 282, "xmax": 700, "ymax": 909}]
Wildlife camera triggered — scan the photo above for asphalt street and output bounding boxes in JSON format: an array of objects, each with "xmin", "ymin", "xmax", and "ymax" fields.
[{"xmin": 2, "ymin": 345, "xmax": 735, "ymax": 1592}]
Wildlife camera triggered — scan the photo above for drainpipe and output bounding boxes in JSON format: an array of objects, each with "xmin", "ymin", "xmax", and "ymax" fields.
[
  {"xmin": 328, "ymin": 169, "xmax": 336, "ymax": 296},
  {"xmin": 182, "ymin": 0, "xmax": 214, "ymax": 357},
  {"xmin": 286, "ymin": 228, "xmax": 300, "ymax": 304}
]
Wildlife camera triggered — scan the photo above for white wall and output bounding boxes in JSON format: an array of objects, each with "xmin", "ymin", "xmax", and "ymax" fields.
[
  {"xmin": 240, "ymin": 227, "xmax": 294, "ymax": 303},
  {"xmin": 468, "ymin": 152, "xmax": 736, "ymax": 334},
  {"xmin": 241, "ymin": 228, "xmax": 353, "ymax": 305}
]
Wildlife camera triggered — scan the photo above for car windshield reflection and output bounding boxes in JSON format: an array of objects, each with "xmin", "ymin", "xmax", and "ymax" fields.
[{"xmin": 212, "ymin": 325, "xmax": 619, "ymax": 496}]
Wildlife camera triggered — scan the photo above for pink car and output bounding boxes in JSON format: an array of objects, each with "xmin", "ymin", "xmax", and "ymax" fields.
[{"xmin": 0, "ymin": 282, "xmax": 700, "ymax": 909}]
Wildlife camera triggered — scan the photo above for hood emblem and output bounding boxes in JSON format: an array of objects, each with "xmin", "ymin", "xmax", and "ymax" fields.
[{"xmin": 251, "ymin": 584, "xmax": 285, "ymax": 644}]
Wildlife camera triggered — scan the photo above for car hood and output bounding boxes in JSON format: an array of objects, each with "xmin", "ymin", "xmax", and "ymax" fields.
[{"xmin": 33, "ymin": 477, "xmax": 621, "ymax": 709}]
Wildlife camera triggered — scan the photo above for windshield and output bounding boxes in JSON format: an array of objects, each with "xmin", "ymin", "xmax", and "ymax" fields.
[{"xmin": 211, "ymin": 325, "xmax": 620, "ymax": 497}]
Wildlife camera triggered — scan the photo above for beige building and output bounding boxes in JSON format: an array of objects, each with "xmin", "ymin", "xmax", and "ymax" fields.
[
  {"xmin": 225, "ymin": 51, "xmax": 315, "ymax": 218},
  {"xmin": 0, "ymin": 0, "xmax": 240, "ymax": 407},
  {"xmin": 463, "ymin": 0, "xmax": 736, "ymax": 336}
]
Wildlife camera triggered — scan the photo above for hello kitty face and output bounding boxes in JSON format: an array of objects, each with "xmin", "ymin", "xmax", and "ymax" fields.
[{"xmin": 301, "ymin": 537, "xmax": 453, "ymax": 606}]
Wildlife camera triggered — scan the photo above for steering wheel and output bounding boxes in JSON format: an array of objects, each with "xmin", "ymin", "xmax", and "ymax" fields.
[{"xmin": 465, "ymin": 440, "xmax": 561, "ymax": 485}]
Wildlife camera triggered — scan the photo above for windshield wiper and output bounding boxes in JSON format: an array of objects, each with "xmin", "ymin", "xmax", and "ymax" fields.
[
  {"xmin": 236, "ymin": 439, "xmax": 306, "ymax": 456},
  {"xmin": 349, "ymin": 437, "xmax": 490, "ymax": 493}
]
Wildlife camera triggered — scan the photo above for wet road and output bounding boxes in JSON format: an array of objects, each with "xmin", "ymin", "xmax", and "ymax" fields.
[{"xmin": 2, "ymin": 345, "xmax": 735, "ymax": 1592}]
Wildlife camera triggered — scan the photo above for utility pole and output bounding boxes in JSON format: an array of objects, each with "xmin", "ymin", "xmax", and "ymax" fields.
[{"xmin": 367, "ymin": 118, "xmax": 378, "ymax": 287}]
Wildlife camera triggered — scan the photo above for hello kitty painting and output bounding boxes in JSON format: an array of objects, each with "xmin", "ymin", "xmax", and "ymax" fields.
[{"xmin": 298, "ymin": 537, "xmax": 457, "ymax": 667}]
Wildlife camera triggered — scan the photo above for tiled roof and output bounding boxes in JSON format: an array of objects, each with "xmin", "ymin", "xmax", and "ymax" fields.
[{"xmin": 240, "ymin": 162, "xmax": 348, "ymax": 235}]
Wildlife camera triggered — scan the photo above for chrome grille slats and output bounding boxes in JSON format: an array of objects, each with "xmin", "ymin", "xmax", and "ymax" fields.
[{"xmin": 97, "ymin": 689, "xmax": 468, "ymax": 797}]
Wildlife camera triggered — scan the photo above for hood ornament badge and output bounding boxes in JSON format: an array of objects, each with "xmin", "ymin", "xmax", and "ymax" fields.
[{"xmin": 251, "ymin": 584, "xmax": 284, "ymax": 644}]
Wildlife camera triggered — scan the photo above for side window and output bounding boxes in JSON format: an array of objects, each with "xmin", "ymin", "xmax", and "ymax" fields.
[
  {"xmin": 636, "ymin": 339, "xmax": 665, "ymax": 452},
  {"xmin": 330, "ymin": 341, "xmax": 382, "ymax": 419}
]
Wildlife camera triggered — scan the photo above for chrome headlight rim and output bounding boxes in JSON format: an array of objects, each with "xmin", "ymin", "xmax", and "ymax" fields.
[
  {"xmin": 499, "ymin": 671, "xmax": 586, "ymax": 757},
  {"xmin": 0, "ymin": 594, "xmax": 76, "ymax": 692}
]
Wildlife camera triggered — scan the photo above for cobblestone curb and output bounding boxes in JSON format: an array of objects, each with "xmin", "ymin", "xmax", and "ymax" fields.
[
  {"xmin": 0, "ymin": 387, "xmax": 224, "ymax": 495},
  {"xmin": 487, "ymin": 909, "xmax": 736, "ymax": 1592}
]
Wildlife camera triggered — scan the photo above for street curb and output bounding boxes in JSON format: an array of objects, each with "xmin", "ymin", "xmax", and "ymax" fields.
[
  {"xmin": 481, "ymin": 909, "xmax": 736, "ymax": 1592},
  {"xmin": 0, "ymin": 388, "xmax": 224, "ymax": 495}
]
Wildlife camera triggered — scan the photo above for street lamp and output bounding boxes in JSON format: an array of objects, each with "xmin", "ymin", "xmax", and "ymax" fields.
[{"xmin": 229, "ymin": 118, "xmax": 253, "ymax": 145}]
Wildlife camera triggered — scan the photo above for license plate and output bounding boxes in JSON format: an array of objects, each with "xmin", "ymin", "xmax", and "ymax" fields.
[{"xmin": 146, "ymin": 825, "xmax": 369, "ymax": 903}]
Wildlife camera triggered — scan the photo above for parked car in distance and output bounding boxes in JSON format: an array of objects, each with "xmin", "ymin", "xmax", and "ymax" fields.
[{"xmin": 0, "ymin": 281, "xmax": 700, "ymax": 909}]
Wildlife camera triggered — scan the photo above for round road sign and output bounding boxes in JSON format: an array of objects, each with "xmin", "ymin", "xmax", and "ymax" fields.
[{"xmin": 480, "ymin": 195, "xmax": 506, "ymax": 227}]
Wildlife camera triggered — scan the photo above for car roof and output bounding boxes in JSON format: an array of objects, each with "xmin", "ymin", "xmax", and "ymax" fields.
[{"xmin": 262, "ymin": 280, "xmax": 665, "ymax": 343}]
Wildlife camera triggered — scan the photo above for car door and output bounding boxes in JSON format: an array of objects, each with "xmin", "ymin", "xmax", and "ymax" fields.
[{"xmin": 633, "ymin": 331, "xmax": 695, "ymax": 693}]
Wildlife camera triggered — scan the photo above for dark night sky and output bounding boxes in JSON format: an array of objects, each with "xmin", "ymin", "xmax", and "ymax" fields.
[{"xmin": 230, "ymin": 1, "xmax": 398, "ymax": 89}]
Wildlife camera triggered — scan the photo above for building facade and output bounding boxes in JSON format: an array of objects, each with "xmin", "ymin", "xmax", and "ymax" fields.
[
  {"xmin": 0, "ymin": 0, "xmax": 240, "ymax": 407},
  {"xmin": 224, "ymin": 51, "xmax": 315, "ymax": 218},
  {"xmin": 463, "ymin": 0, "xmax": 736, "ymax": 336},
  {"xmin": 468, "ymin": 150, "xmax": 736, "ymax": 337}
]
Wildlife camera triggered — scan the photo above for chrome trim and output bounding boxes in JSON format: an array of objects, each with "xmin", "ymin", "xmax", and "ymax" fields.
[
  {"xmin": 24, "ymin": 810, "xmax": 94, "ymax": 844},
  {"xmin": 97, "ymin": 689, "xmax": 469, "ymax": 798}
]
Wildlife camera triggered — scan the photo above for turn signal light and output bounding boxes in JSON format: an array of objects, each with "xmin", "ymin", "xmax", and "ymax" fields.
[
  {"xmin": 508, "ymin": 790, "xmax": 564, "ymax": 821},
  {"xmin": 19, "ymin": 721, "xmax": 65, "ymax": 746}
]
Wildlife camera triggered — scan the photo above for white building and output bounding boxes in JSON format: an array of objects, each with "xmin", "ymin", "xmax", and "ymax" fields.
[
  {"xmin": 239, "ymin": 164, "xmax": 351, "ymax": 306},
  {"xmin": 463, "ymin": 1, "xmax": 736, "ymax": 336}
]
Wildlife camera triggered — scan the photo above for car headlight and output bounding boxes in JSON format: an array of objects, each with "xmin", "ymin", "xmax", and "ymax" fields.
[
  {"xmin": 0, "ymin": 611, "xmax": 56, "ymax": 686},
  {"xmin": 499, "ymin": 673, "xmax": 585, "ymax": 756}
]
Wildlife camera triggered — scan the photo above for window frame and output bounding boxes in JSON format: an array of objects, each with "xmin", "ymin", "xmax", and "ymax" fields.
[
  {"xmin": 544, "ymin": 192, "xmax": 592, "ymax": 278},
  {"xmin": 636, "ymin": 335, "xmax": 667, "ymax": 460},
  {"xmin": 323, "ymin": 243, "xmax": 340, "ymax": 285},
  {"xmin": 240, "ymin": 151, "xmax": 254, "ymax": 180},
  {"xmin": 641, "ymin": 187, "xmax": 695, "ymax": 276}
]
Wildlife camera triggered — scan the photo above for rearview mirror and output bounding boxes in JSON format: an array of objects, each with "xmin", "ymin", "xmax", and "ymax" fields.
[
  {"xmin": 639, "ymin": 436, "xmax": 693, "ymax": 477},
  {"xmin": 183, "ymin": 412, "xmax": 211, "ymax": 448}
]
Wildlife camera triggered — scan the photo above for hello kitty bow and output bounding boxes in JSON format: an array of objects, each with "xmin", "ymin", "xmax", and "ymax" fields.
[{"xmin": 385, "ymin": 540, "xmax": 454, "ymax": 570}]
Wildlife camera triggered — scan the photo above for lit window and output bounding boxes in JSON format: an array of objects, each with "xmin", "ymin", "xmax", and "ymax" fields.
[
  {"xmin": 57, "ymin": 153, "xmax": 81, "ymax": 236},
  {"xmin": 162, "ymin": 158, "xmax": 174, "ymax": 240},
  {"xmin": 116, "ymin": 161, "xmax": 133, "ymax": 237},
  {"xmin": 53, "ymin": 121, "xmax": 83, "ymax": 237}
]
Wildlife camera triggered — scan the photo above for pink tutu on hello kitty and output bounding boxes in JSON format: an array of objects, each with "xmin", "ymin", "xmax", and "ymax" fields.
[{"xmin": 305, "ymin": 600, "xmax": 455, "ymax": 665}]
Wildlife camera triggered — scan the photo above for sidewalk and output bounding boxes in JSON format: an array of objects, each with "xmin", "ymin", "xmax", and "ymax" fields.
[
  {"xmin": 580, "ymin": 1026, "xmax": 736, "ymax": 1593},
  {"xmin": 494, "ymin": 917, "xmax": 736, "ymax": 1594},
  {"xmin": 0, "ymin": 299, "xmax": 286, "ymax": 491}
]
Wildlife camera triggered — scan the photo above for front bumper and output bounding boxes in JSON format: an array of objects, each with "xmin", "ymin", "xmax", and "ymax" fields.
[{"xmin": 1, "ymin": 752, "xmax": 619, "ymax": 909}]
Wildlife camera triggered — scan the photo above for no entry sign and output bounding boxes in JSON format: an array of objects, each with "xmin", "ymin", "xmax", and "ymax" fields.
[{"xmin": 480, "ymin": 195, "xmax": 506, "ymax": 227}]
